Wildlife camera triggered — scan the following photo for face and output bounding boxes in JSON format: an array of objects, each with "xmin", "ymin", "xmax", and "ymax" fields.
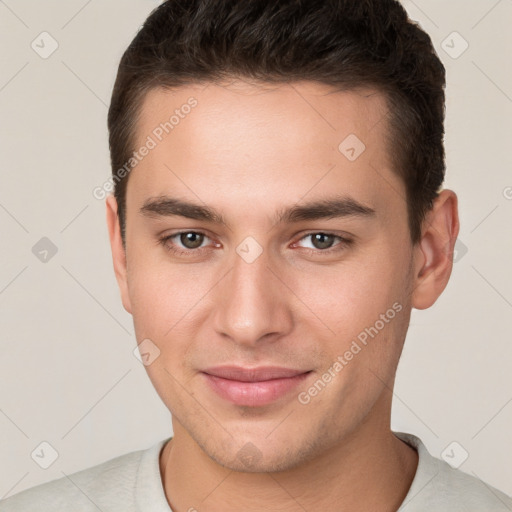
[{"xmin": 107, "ymin": 80, "xmax": 442, "ymax": 472}]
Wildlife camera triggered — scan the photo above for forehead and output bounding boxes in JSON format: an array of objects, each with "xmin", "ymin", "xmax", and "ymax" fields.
[
  {"xmin": 127, "ymin": 80, "xmax": 405, "ymax": 226},
  {"xmin": 135, "ymin": 80, "xmax": 390, "ymax": 149}
]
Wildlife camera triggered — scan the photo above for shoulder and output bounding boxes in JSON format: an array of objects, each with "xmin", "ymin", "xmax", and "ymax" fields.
[
  {"xmin": 428, "ymin": 456, "xmax": 512, "ymax": 510},
  {"xmin": 0, "ymin": 447, "xmax": 145, "ymax": 512},
  {"xmin": 396, "ymin": 432, "xmax": 512, "ymax": 511}
]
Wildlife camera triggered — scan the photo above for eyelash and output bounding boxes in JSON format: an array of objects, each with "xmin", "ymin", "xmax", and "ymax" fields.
[{"xmin": 158, "ymin": 231, "xmax": 353, "ymax": 258}]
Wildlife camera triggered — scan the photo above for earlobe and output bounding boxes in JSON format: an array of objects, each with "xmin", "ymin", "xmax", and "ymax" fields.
[
  {"xmin": 106, "ymin": 195, "xmax": 132, "ymax": 314},
  {"xmin": 411, "ymin": 189, "xmax": 460, "ymax": 310}
]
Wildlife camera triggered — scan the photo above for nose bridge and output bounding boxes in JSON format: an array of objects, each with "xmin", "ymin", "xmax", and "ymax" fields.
[{"xmin": 213, "ymin": 243, "xmax": 291, "ymax": 345}]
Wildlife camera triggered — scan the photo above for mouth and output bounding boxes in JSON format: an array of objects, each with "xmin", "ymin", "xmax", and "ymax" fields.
[{"xmin": 201, "ymin": 365, "xmax": 313, "ymax": 407}]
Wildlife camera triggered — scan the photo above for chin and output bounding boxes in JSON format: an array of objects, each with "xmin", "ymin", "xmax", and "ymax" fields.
[
  {"xmin": 197, "ymin": 432, "xmax": 317, "ymax": 474},
  {"xmin": 219, "ymin": 447, "xmax": 303, "ymax": 473}
]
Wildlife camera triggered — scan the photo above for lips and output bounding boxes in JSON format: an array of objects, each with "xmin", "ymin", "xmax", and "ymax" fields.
[
  {"xmin": 202, "ymin": 365, "xmax": 312, "ymax": 407},
  {"xmin": 204, "ymin": 365, "xmax": 308, "ymax": 381}
]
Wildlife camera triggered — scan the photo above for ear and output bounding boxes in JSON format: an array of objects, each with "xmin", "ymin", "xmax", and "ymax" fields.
[
  {"xmin": 106, "ymin": 195, "xmax": 132, "ymax": 314},
  {"xmin": 411, "ymin": 189, "xmax": 460, "ymax": 310}
]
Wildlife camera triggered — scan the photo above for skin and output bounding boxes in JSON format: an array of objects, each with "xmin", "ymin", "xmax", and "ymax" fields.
[{"xmin": 106, "ymin": 79, "xmax": 459, "ymax": 512}]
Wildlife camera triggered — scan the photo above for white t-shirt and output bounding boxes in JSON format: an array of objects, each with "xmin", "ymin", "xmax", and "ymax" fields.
[{"xmin": 1, "ymin": 431, "xmax": 510, "ymax": 511}]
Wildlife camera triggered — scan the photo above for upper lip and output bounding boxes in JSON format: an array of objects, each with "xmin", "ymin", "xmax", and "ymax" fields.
[{"xmin": 202, "ymin": 366, "xmax": 310, "ymax": 382}]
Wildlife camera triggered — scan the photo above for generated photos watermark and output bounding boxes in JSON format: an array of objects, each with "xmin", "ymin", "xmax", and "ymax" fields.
[
  {"xmin": 93, "ymin": 97, "xmax": 198, "ymax": 200},
  {"xmin": 298, "ymin": 301, "xmax": 403, "ymax": 405}
]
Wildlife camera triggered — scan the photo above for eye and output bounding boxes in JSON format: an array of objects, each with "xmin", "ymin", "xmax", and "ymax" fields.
[
  {"xmin": 158, "ymin": 230, "xmax": 353, "ymax": 258},
  {"xmin": 294, "ymin": 232, "xmax": 353, "ymax": 254},
  {"xmin": 159, "ymin": 231, "xmax": 213, "ymax": 257},
  {"xmin": 174, "ymin": 232, "xmax": 207, "ymax": 249}
]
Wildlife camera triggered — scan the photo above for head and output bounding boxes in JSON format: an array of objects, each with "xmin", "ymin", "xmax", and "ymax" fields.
[{"xmin": 106, "ymin": 0, "xmax": 459, "ymax": 472}]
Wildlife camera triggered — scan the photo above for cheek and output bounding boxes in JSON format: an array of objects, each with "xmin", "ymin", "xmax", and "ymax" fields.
[
  {"xmin": 291, "ymin": 240, "xmax": 410, "ymax": 380},
  {"xmin": 126, "ymin": 260, "xmax": 201, "ymax": 404},
  {"xmin": 126, "ymin": 252, "xmax": 219, "ymax": 385},
  {"xmin": 126, "ymin": 247, "xmax": 207, "ymax": 335},
  {"xmin": 295, "ymin": 248, "xmax": 403, "ymax": 332}
]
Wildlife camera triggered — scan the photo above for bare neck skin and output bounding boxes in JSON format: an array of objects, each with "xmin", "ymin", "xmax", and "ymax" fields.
[{"xmin": 159, "ymin": 389, "xmax": 418, "ymax": 512}]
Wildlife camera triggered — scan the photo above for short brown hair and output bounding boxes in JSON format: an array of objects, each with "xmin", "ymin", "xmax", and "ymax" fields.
[{"xmin": 108, "ymin": 0, "xmax": 446, "ymax": 245}]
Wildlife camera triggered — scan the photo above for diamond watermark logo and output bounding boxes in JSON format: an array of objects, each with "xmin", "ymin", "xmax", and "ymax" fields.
[
  {"xmin": 441, "ymin": 441, "xmax": 469, "ymax": 469},
  {"xmin": 236, "ymin": 236, "xmax": 263, "ymax": 264},
  {"xmin": 31, "ymin": 441, "xmax": 59, "ymax": 469},
  {"xmin": 236, "ymin": 442, "xmax": 263, "ymax": 469},
  {"xmin": 133, "ymin": 338, "xmax": 161, "ymax": 366},
  {"xmin": 32, "ymin": 237, "xmax": 58, "ymax": 263},
  {"xmin": 338, "ymin": 134, "xmax": 366, "ymax": 161},
  {"xmin": 31, "ymin": 32, "xmax": 59, "ymax": 59},
  {"xmin": 441, "ymin": 32, "xmax": 469, "ymax": 59}
]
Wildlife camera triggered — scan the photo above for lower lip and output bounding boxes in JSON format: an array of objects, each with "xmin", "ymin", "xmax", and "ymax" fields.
[{"xmin": 202, "ymin": 372, "xmax": 311, "ymax": 407}]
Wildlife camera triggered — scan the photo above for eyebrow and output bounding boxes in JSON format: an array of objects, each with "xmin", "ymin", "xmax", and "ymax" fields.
[{"xmin": 139, "ymin": 195, "xmax": 376, "ymax": 226}]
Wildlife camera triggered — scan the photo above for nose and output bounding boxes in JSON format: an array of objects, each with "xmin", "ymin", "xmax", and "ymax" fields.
[{"xmin": 212, "ymin": 244, "xmax": 293, "ymax": 347}]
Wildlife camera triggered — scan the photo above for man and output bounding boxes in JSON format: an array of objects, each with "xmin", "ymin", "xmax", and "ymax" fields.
[{"xmin": 1, "ymin": 0, "xmax": 510, "ymax": 511}]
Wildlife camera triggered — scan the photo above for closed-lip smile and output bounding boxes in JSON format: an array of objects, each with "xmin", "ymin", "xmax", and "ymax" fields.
[{"xmin": 201, "ymin": 365, "xmax": 312, "ymax": 406}]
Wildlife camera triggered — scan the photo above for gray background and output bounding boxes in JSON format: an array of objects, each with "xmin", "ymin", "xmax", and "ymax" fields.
[{"xmin": 0, "ymin": 0, "xmax": 511, "ymax": 500}]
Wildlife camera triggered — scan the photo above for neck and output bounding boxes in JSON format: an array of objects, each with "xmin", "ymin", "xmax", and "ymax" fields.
[{"xmin": 159, "ymin": 410, "xmax": 418, "ymax": 512}]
